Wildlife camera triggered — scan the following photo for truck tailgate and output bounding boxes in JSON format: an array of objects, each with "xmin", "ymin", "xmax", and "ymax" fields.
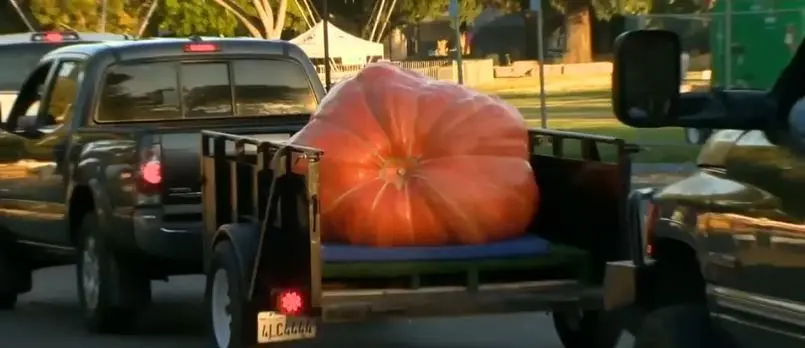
[{"xmin": 160, "ymin": 129, "xmax": 296, "ymax": 206}]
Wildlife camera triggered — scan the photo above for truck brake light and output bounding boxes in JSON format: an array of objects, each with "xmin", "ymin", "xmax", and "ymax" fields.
[
  {"xmin": 31, "ymin": 31, "xmax": 80, "ymax": 42},
  {"xmin": 136, "ymin": 142, "xmax": 162, "ymax": 201},
  {"xmin": 140, "ymin": 160, "xmax": 162, "ymax": 185},
  {"xmin": 184, "ymin": 43, "xmax": 219, "ymax": 53}
]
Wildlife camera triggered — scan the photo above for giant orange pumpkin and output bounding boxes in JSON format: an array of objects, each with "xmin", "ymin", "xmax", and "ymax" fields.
[{"xmin": 290, "ymin": 63, "xmax": 539, "ymax": 247}]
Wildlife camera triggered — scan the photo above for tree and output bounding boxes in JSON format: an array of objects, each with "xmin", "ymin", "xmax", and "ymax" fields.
[
  {"xmin": 544, "ymin": 0, "xmax": 652, "ymax": 63},
  {"xmin": 159, "ymin": 0, "xmax": 241, "ymax": 36},
  {"xmin": 209, "ymin": 0, "xmax": 312, "ymax": 38},
  {"xmin": 550, "ymin": 0, "xmax": 707, "ymax": 63},
  {"xmin": 28, "ymin": 0, "xmax": 159, "ymax": 34}
]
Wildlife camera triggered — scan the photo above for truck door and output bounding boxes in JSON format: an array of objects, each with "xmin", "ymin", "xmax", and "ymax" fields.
[
  {"xmin": 17, "ymin": 59, "xmax": 82, "ymax": 246},
  {"xmin": 719, "ymin": 129, "xmax": 805, "ymax": 327},
  {"xmin": 0, "ymin": 60, "xmax": 57, "ymax": 244}
]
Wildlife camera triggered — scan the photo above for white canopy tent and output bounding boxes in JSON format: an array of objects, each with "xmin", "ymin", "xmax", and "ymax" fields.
[{"xmin": 290, "ymin": 21, "xmax": 384, "ymax": 64}]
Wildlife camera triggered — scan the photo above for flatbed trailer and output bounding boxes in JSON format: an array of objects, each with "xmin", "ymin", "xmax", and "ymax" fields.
[{"xmin": 199, "ymin": 127, "xmax": 642, "ymax": 347}]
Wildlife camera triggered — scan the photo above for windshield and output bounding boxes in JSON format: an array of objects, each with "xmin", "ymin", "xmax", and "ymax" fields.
[
  {"xmin": 97, "ymin": 59, "xmax": 318, "ymax": 122},
  {"xmin": 0, "ymin": 43, "xmax": 70, "ymax": 90}
]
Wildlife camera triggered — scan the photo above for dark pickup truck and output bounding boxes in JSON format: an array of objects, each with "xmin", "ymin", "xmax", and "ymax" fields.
[
  {"xmin": 0, "ymin": 37, "xmax": 324, "ymax": 333},
  {"xmin": 604, "ymin": 30, "xmax": 805, "ymax": 348}
]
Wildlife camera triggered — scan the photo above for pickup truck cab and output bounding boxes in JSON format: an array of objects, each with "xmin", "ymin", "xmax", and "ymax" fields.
[
  {"xmin": 0, "ymin": 36, "xmax": 324, "ymax": 333},
  {"xmin": 606, "ymin": 30, "xmax": 805, "ymax": 348}
]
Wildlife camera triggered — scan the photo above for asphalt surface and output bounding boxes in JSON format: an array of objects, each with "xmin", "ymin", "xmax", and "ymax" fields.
[
  {"xmin": 3, "ymin": 166, "xmax": 697, "ymax": 347},
  {"xmin": 1, "ymin": 267, "xmax": 635, "ymax": 348}
]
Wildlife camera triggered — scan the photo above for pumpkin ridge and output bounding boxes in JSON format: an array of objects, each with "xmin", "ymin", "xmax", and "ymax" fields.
[
  {"xmin": 418, "ymin": 94, "xmax": 492, "ymax": 152},
  {"xmin": 418, "ymin": 154, "xmax": 528, "ymax": 165},
  {"xmin": 320, "ymin": 177, "xmax": 381, "ymax": 217},
  {"xmin": 414, "ymin": 163, "xmax": 536, "ymax": 220},
  {"xmin": 368, "ymin": 181, "xmax": 392, "ymax": 214},
  {"xmin": 413, "ymin": 87, "xmax": 460, "ymax": 149},
  {"xmin": 402, "ymin": 181, "xmax": 416, "ymax": 245},
  {"xmin": 311, "ymin": 117, "xmax": 388, "ymax": 165},
  {"xmin": 410, "ymin": 173, "xmax": 482, "ymax": 242},
  {"xmin": 357, "ymin": 77, "xmax": 400, "ymax": 156}
]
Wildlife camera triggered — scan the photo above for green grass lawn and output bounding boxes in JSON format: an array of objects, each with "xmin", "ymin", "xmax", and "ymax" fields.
[{"xmin": 492, "ymin": 87, "xmax": 701, "ymax": 163}]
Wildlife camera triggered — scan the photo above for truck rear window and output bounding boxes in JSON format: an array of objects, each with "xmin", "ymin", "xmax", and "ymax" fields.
[{"xmin": 97, "ymin": 59, "xmax": 317, "ymax": 122}]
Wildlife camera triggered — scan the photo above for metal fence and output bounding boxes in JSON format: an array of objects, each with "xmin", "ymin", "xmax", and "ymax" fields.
[{"xmin": 315, "ymin": 59, "xmax": 453, "ymax": 83}]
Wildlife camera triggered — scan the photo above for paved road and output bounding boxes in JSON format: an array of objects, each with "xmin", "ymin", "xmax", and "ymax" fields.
[{"xmin": 2, "ymin": 266, "xmax": 635, "ymax": 348}]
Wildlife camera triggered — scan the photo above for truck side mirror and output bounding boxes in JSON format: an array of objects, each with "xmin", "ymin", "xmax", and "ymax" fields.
[{"xmin": 612, "ymin": 30, "xmax": 682, "ymax": 128}]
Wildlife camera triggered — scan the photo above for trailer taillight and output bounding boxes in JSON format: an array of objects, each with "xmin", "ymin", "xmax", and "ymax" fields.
[
  {"xmin": 644, "ymin": 202, "xmax": 660, "ymax": 257},
  {"xmin": 276, "ymin": 289, "xmax": 304, "ymax": 315}
]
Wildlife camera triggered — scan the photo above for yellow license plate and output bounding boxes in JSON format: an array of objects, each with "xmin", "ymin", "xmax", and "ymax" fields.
[{"xmin": 257, "ymin": 312, "xmax": 317, "ymax": 343}]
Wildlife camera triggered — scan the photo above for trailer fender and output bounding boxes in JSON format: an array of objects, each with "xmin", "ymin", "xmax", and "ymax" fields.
[{"xmin": 209, "ymin": 223, "xmax": 260, "ymax": 287}]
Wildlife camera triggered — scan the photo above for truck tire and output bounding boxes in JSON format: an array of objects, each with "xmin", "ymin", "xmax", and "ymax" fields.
[
  {"xmin": 0, "ymin": 254, "xmax": 18, "ymax": 310},
  {"xmin": 206, "ymin": 240, "xmax": 247, "ymax": 348},
  {"xmin": 634, "ymin": 305, "xmax": 736, "ymax": 348},
  {"xmin": 76, "ymin": 212, "xmax": 151, "ymax": 334},
  {"xmin": 553, "ymin": 310, "xmax": 621, "ymax": 348}
]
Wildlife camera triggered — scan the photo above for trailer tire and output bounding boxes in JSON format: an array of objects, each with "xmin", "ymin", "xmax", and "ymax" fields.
[
  {"xmin": 553, "ymin": 310, "xmax": 621, "ymax": 348},
  {"xmin": 76, "ymin": 212, "xmax": 151, "ymax": 333},
  {"xmin": 206, "ymin": 240, "xmax": 247, "ymax": 348},
  {"xmin": 634, "ymin": 305, "xmax": 736, "ymax": 348}
]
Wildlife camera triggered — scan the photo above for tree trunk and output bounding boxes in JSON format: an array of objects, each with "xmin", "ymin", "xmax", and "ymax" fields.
[{"xmin": 563, "ymin": 6, "xmax": 592, "ymax": 63}]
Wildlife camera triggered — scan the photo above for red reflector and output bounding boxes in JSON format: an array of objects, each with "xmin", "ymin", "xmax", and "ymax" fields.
[
  {"xmin": 140, "ymin": 161, "xmax": 162, "ymax": 185},
  {"xmin": 43, "ymin": 33, "xmax": 64, "ymax": 42},
  {"xmin": 277, "ymin": 290, "xmax": 304, "ymax": 315},
  {"xmin": 184, "ymin": 43, "xmax": 219, "ymax": 52}
]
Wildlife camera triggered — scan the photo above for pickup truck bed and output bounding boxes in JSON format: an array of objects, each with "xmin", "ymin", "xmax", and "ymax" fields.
[{"xmin": 201, "ymin": 127, "xmax": 637, "ymax": 347}]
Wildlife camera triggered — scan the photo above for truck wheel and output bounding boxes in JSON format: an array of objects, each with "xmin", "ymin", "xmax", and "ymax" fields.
[
  {"xmin": 206, "ymin": 240, "xmax": 246, "ymax": 348},
  {"xmin": 76, "ymin": 213, "xmax": 151, "ymax": 334},
  {"xmin": 0, "ymin": 254, "xmax": 18, "ymax": 310},
  {"xmin": 553, "ymin": 310, "xmax": 621, "ymax": 348},
  {"xmin": 634, "ymin": 305, "xmax": 735, "ymax": 348}
]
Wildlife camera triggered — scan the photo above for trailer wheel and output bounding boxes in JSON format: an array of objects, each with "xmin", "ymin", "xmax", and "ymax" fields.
[
  {"xmin": 634, "ymin": 305, "xmax": 736, "ymax": 348},
  {"xmin": 206, "ymin": 240, "xmax": 247, "ymax": 348},
  {"xmin": 552, "ymin": 310, "xmax": 621, "ymax": 348},
  {"xmin": 76, "ymin": 212, "xmax": 151, "ymax": 333}
]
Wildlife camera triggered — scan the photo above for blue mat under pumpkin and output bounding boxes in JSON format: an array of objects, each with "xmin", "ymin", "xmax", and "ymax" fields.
[{"xmin": 321, "ymin": 235, "xmax": 551, "ymax": 263}]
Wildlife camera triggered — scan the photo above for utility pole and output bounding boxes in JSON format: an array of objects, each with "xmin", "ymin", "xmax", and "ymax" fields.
[
  {"xmin": 531, "ymin": 0, "xmax": 547, "ymax": 128},
  {"xmin": 322, "ymin": 0, "xmax": 332, "ymax": 90},
  {"xmin": 724, "ymin": 0, "xmax": 733, "ymax": 87},
  {"xmin": 449, "ymin": 0, "xmax": 464, "ymax": 84}
]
